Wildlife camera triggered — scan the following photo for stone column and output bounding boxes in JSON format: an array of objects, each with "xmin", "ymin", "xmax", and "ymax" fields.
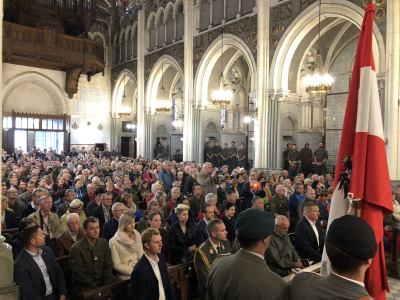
[
  {"xmin": 386, "ymin": 0, "xmax": 400, "ymax": 180},
  {"xmin": 183, "ymin": 0, "xmax": 195, "ymax": 162},
  {"xmin": 198, "ymin": 107, "xmax": 206, "ymax": 162},
  {"xmin": 0, "ymin": 0, "xmax": 19, "ymax": 293},
  {"xmin": 209, "ymin": 0, "xmax": 213, "ymax": 29},
  {"xmin": 276, "ymin": 96, "xmax": 284, "ymax": 171},
  {"xmin": 173, "ymin": 17, "xmax": 177, "ymax": 42},
  {"xmin": 254, "ymin": 0, "xmax": 269, "ymax": 169},
  {"xmin": 226, "ymin": 109, "xmax": 234, "ymax": 131},
  {"xmin": 155, "ymin": 25, "xmax": 159, "ymax": 48},
  {"xmin": 136, "ymin": 4, "xmax": 146, "ymax": 157}
]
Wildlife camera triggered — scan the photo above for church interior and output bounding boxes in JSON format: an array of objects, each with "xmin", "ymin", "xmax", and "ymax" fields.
[{"xmin": 1, "ymin": 0, "xmax": 400, "ymax": 299}]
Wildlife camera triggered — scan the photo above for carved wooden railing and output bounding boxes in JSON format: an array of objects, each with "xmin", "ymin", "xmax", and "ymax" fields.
[{"xmin": 3, "ymin": 21, "xmax": 105, "ymax": 98}]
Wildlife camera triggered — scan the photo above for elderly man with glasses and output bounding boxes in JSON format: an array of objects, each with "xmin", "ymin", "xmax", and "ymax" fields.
[
  {"xmin": 60, "ymin": 199, "xmax": 86, "ymax": 232},
  {"xmin": 100, "ymin": 202, "xmax": 126, "ymax": 241}
]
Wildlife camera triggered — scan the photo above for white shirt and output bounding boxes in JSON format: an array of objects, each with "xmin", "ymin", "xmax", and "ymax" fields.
[
  {"xmin": 210, "ymin": 239, "xmax": 221, "ymax": 255},
  {"xmin": 306, "ymin": 216, "xmax": 319, "ymax": 246},
  {"xmin": 144, "ymin": 253, "xmax": 166, "ymax": 300},
  {"xmin": 332, "ymin": 271, "xmax": 365, "ymax": 287},
  {"xmin": 25, "ymin": 248, "xmax": 54, "ymax": 296}
]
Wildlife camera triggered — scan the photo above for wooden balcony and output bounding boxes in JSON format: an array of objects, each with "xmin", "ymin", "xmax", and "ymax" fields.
[{"xmin": 2, "ymin": 21, "xmax": 105, "ymax": 98}]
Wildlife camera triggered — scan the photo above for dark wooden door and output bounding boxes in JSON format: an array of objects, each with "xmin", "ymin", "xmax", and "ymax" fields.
[{"xmin": 121, "ymin": 137, "xmax": 130, "ymax": 157}]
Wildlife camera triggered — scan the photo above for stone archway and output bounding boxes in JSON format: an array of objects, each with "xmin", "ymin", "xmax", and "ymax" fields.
[
  {"xmin": 2, "ymin": 71, "xmax": 68, "ymax": 115},
  {"xmin": 112, "ymin": 69, "xmax": 137, "ymax": 117},
  {"xmin": 270, "ymin": 0, "xmax": 385, "ymax": 92}
]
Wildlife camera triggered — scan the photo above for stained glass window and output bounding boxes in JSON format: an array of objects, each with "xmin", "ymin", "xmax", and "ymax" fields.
[{"xmin": 221, "ymin": 106, "xmax": 226, "ymax": 128}]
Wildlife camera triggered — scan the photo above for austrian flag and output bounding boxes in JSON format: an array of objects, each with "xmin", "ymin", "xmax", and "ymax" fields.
[{"xmin": 320, "ymin": 3, "xmax": 393, "ymax": 300}]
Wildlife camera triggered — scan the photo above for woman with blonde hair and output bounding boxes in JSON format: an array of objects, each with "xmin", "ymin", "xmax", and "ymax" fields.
[
  {"xmin": 109, "ymin": 213, "xmax": 143, "ymax": 280},
  {"xmin": 1, "ymin": 196, "xmax": 17, "ymax": 229}
]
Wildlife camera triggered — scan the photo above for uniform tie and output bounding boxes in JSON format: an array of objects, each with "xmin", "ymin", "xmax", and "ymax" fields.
[{"xmin": 216, "ymin": 246, "xmax": 220, "ymax": 256}]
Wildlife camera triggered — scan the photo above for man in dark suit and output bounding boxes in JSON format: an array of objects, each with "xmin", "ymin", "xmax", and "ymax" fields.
[
  {"xmin": 194, "ymin": 205, "xmax": 215, "ymax": 246},
  {"xmin": 92, "ymin": 193, "xmax": 113, "ymax": 232},
  {"xmin": 290, "ymin": 215, "xmax": 376, "ymax": 299},
  {"xmin": 295, "ymin": 202, "xmax": 324, "ymax": 263},
  {"xmin": 195, "ymin": 219, "xmax": 232, "ymax": 299},
  {"xmin": 241, "ymin": 180, "xmax": 259, "ymax": 211},
  {"xmin": 14, "ymin": 224, "xmax": 67, "ymax": 300},
  {"xmin": 100, "ymin": 202, "xmax": 125, "ymax": 241},
  {"xmin": 130, "ymin": 228, "xmax": 176, "ymax": 300}
]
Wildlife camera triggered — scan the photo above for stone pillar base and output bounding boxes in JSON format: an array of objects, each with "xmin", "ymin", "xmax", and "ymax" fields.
[{"xmin": 0, "ymin": 283, "xmax": 19, "ymax": 300}]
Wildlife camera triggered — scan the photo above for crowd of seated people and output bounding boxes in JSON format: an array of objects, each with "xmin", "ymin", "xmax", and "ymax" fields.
[{"xmin": 2, "ymin": 145, "xmax": 384, "ymax": 299}]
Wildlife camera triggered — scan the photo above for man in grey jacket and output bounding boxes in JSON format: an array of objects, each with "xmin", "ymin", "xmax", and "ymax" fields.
[
  {"xmin": 197, "ymin": 162, "xmax": 219, "ymax": 197},
  {"xmin": 207, "ymin": 208, "xmax": 289, "ymax": 300}
]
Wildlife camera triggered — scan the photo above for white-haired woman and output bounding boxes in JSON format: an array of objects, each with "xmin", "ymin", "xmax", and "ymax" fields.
[
  {"xmin": 109, "ymin": 213, "xmax": 143, "ymax": 280},
  {"xmin": 283, "ymin": 179, "xmax": 294, "ymax": 197}
]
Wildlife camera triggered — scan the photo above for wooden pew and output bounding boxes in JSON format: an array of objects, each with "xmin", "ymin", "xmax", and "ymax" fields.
[{"xmin": 79, "ymin": 261, "xmax": 196, "ymax": 300}]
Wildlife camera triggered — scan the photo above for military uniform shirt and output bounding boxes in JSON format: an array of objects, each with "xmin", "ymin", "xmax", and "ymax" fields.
[
  {"xmin": 238, "ymin": 149, "xmax": 247, "ymax": 159},
  {"xmin": 288, "ymin": 151, "xmax": 301, "ymax": 164},
  {"xmin": 221, "ymin": 148, "xmax": 229, "ymax": 160},
  {"xmin": 213, "ymin": 146, "xmax": 222, "ymax": 156},
  {"xmin": 314, "ymin": 149, "xmax": 328, "ymax": 163},
  {"xmin": 228, "ymin": 147, "xmax": 237, "ymax": 157}
]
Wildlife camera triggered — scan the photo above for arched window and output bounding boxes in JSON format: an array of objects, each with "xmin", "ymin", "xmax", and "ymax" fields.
[
  {"xmin": 221, "ymin": 107, "xmax": 226, "ymax": 128},
  {"xmin": 173, "ymin": 98, "xmax": 179, "ymax": 130}
]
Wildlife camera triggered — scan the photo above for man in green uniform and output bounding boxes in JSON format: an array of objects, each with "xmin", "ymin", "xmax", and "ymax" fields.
[
  {"xmin": 188, "ymin": 184, "xmax": 205, "ymax": 218},
  {"xmin": 283, "ymin": 144, "xmax": 292, "ymax": 171},
  {"xmin": 265, "ymin": 215, "xmax": 302, "ymax": 277},
  {"xmin": 102, "ymin": 146, "xmax": 111, "ymax": 158},
  {"xmin": 220, "ymin": 143, "xmax": 230, "ymax": 168},
  {"xmin": 228, "ymin": 141, "xmax": 238, "ymax": 172},
  {"xmin": 69, "ymin": 216, "xmax": 121, "ymax": 300},
  {"xmin": 154, "ymin": 142, "xmax": 164, "ymax": 159},
  {"xmin": 195, "ymin": 219, "xmax": 231, "ymax": 300},
  {"xmin": 299, "ymin": 143, "xmax": 313, "ymax": 177},
  {"xmin": 237, "ymin": 143, "xmax": 248, "ymax": 169},
  {"xmin": 314, "ymin": 142, "xmax": 328, "ymax": 176},
  {"xmin": 205, "ymin": 142, "xmax": 213, "ymax": 163},
  {"xmin": 206, "ymin": 208, "xmax": 289, "ymax": 300},
  {"xmin": 288, "ymin": 144, "xmax": 301, "ymax": 177},
  {"xmin": 17, "ymin": 181, "xmax": 35, "ymax": 205},
  {"xmin": 212, "ymin": 141, "xmax": 222, "ymax": 168}
]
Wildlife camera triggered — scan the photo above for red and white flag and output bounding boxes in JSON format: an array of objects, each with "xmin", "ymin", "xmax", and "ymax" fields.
[{"xmin": 320, "ymin": 4, "xmax": 393, "ymax": 299}]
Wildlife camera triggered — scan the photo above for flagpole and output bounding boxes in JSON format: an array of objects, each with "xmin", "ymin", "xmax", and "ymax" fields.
[{"xmin": 350, "ymin": 0, "xmax": 374, "ymax": 218}]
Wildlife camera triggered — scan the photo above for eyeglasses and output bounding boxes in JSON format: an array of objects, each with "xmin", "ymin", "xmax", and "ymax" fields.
[{"xmin": 114, "ymin": 209, "xmax": 126, "ymax": 212}]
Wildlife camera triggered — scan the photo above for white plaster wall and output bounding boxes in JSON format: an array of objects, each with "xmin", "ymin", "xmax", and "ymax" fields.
[{"xmin": 3, "ymin": 82, "xmax": 57, "ymax": 114}]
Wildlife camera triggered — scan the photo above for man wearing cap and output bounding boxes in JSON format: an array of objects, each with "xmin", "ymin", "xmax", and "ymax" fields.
[
  {"xmin": 207, "ymin": 208, "xmax": 289, "ymax": 300},
  {"xmin": 290, "ymin": 215, "xmax": 376, "ymax": 299}
]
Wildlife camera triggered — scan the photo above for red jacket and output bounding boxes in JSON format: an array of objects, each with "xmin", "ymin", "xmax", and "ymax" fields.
[
  {"xmin": 143, "ymin": 172, "xmax": 155, "ymax": 183},
  {"xmin": 167, "ymin": 199, "xmax": 177, "ymax": 214},
  {"xmin": 146, "ymin": 193, "xmax": 155, "ymax": 205}
]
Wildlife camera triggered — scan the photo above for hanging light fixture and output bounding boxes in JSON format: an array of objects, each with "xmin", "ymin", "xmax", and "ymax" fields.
[
  {"xmin": 156, "ymin": 57, "xmax": 171, "ymax": 113},
  {"xmin": 211, "ymin": 30, "xmax": 232, "ymax": 106},
  {"xmin": 118, "ymin": 62, "xmax": 132, "ymax": 117},
  {"xmin": 304, "ymin": 0, "xmax": 333, "ymax": 95}
]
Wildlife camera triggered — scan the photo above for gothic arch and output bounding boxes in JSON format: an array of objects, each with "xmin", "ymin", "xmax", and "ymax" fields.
[
  {"xmin": 270, "ymin": 0, "xmax": 386, "ymax": 92},
  {"xmin": 147, "ymin": 12, "xmax": 156, "ymax": 30},
  {"xmin": 125, "ymin": 25, "xmax": 132, "ymax": 42},
  {"xmin": 155, "ymin": 7, "xmax": 165, "ymax": 26},
  {"xmin": 2, "ymin": 71, "xmax": 68, "ymax": 115},
  {"xmin": 145, "ymin": 55, "xmax": 184, "ymax": 113},
  {"xmin": 88, "ymin": 31, "xmax": 107, "ymax": 46},
  {"xmin": 173, "ymin": 0, "xmax": 184, "ymax": 17},
  {"xmin": 155, "ymin": 121, "xmax": 172, "ymax": 135},
  {"xmin": 194, "ymin": 33, "xmax": 257, "ymax": 107},
  {"xmin": 112, "ymin": 69, "xmax": 137, "ymax": 117},
  {"xmin": 164, "ymin": 2, "xmax": 174, "ymax": 22}
]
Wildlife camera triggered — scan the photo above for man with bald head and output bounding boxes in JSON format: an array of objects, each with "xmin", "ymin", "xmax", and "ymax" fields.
[{"xmin": 265, "ymin": 215, "xmax": 302, "ymax": 277}]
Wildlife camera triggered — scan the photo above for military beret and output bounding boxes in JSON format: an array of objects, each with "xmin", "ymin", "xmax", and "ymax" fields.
[
  {"xmin": 236, "ymin": 208, "xmax": 275, "ymax": 240},
  {"xmin": 327, "ymin": 215, "xmax": 377, "ymax": 260}
]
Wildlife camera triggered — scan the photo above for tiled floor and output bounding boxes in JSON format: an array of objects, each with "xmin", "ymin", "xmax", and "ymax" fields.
[{"xmin": 387, "ymin": 277, "xmax": 400, "ymax": 299}]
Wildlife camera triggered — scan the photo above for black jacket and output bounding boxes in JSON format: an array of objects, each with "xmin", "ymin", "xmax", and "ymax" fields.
[
  {"xmin": 92, "ymin": 204, "xmax": 112, "ymax": 233},
  {"xmin": 295, "ymin": 216, "xmax": 324, "ymax": 263},
  {"xmin": 169, "ymin": 221, "xmax": 196, "ymax": 265},
  {"xmin": 130, "ymin": 253, "xmax": 176, "ymax": 300},
  {"xmin": 14, "ymin": 246, "xmax": 67, "ymax": 300},
  {"xmin": 12, "ymin": 233, "xmax": 58, "ymax": 260}
]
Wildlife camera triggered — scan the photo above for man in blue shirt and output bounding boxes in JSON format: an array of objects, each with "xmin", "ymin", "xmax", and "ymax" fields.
[
  {"xmin": 14, "ymin": 224, "xmax": 67, "ymax": 300},
  {"xmin": 288, "ymin": 183, "xmax": 305, "ymax": 230},
  {"xmin": 159, "ymin": 161, "xmax": 175, "ymax": 193}
]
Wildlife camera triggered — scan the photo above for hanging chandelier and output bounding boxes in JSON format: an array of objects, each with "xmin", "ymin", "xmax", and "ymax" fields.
[
  {"xmin": 211, "ymin": 31, "xmax": 232, "ymax": 106},
  {"xmin": 118, "ymin": 62, "xmax": 132, "ymax": 117},
  {"xmin": 304, "ymin": 0, "xmax": 333, "ymax": 95},
  {"xmin": 156, "ymin": 57, "xmax": 171, "ymax": 114}
]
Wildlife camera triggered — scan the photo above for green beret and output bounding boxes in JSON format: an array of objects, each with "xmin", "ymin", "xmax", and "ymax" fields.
[
  {"xmin": 327, "ymin": 215, "xmax": 377, "ymax": 260},
  {"xmin": 236, "ymin": 208, "xmax": 275, "ymax": 240}
]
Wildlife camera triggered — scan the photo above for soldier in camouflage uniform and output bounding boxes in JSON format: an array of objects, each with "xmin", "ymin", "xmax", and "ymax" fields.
[
  {"xmin": 237, "ymin": 143, "xmax": 248, "ymax": 169},
  {"xmin": 300, "ymin": 143, "xmax": 313, "ymax": 178},
  {"xmin": 212, "ymin": 141, "xmax": 222, "ymax": 168},
  {"xmin": 228, "ymin": 142, "xmax": 238, "ymax": 172},
  {"xmin": 221, "ymin": 143, "xmax": 230, "ymax": 168},
  {"xmin": 288, "ymin": 144, "xmax": 301, "ymax": 177},
  {"xmin": 314, "ymin": 142, "xmax": 328, "ymax": 176},
  {"xmin": 17, "ymin": 181, "xmax": 35, "ymax": 205}
]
